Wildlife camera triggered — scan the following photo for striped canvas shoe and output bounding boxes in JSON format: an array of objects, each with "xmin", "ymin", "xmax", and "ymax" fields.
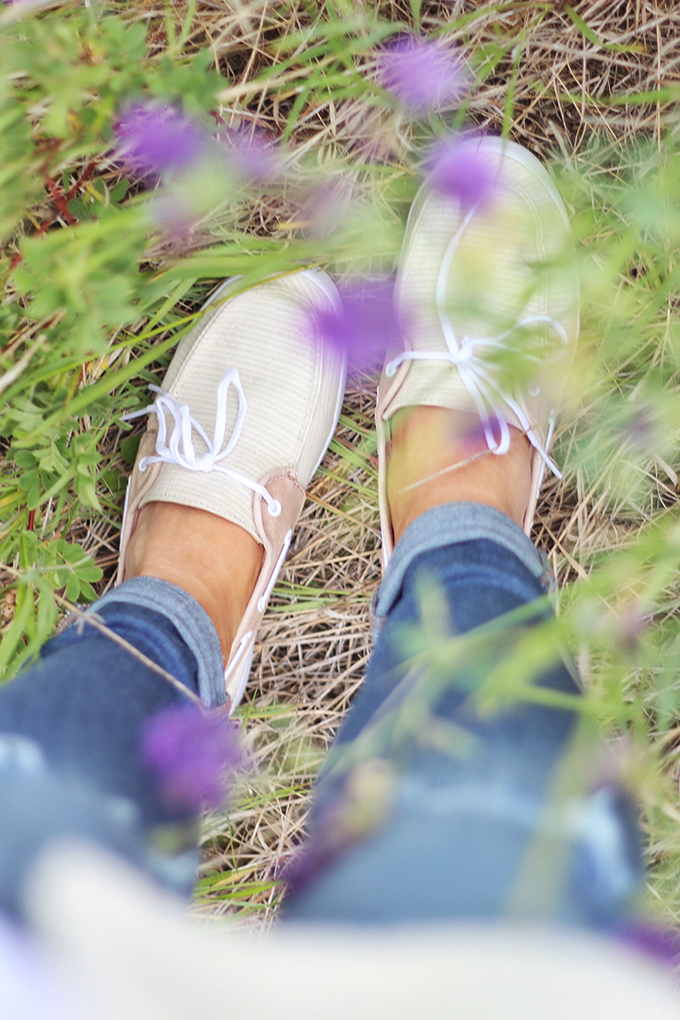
[{"xmin": 118, "ymin": 270, "xmax": 346, "ymax": 710}]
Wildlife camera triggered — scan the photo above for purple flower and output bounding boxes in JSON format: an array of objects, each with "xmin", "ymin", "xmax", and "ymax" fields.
[
  {"xmin": 142, "ymin": 704, "xmax": 242, "ymax": 812},
  {"xmin": 283, "ymin": 760, "xmax": 395, "ymax": 895},
  {"xmin": 115, "ymin": 104, "xmax": 206, "ymax": 176},
  {"xmin": 313, "ymin": 277, "xmax": 406, "ymax": 370},
  {"xmin": 1, "ymin": 0, "xmax": 45, "ymax": 8},
  {"xmin": 224, "ymin": 126, "xmax": 280, "ymax": 185},
  {"xmin": 427, "ymin": 135, "xmax": 497, "ymax": 210},
  {"xmin": 614, "ymin": 921, "xmax": 680, "ymax": 968},
  {"xmin": 377, "ymin": 36, "xmax": 466, "ymax": 113},
  {"xmin": 447, "ymin": 411, "xmax": 504, "ymax": 454},
  {"xmin": 150, "ymin": 193, "xmax": 197, "ymax": 238}
]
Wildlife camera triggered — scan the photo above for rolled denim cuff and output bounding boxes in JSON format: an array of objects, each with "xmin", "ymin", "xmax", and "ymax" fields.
[
  {"xmin": 90, "ymin": 577, "xmax": 225, "ymax": 709},
  {"xmin": 375, "ymin": 502, "xmax": 550, "ymax": 622}
]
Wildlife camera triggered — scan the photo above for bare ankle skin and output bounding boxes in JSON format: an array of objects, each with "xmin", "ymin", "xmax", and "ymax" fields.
[
  {"xmin": 124, "ymin": 502, "xmax": 263, "ymax": 665},
  {"xmin": 387, "ymin": 406, "xmax": 532, "ymax": 544}
]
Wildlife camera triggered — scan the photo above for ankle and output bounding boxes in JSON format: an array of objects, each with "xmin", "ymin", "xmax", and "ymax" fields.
[
  {"xmin": 387, "ymin": 406, "xmax": 532, "ymax": 543},
  {"xmin": 124, "ymin": 502, "xmax": 263, "ymax": 663}
]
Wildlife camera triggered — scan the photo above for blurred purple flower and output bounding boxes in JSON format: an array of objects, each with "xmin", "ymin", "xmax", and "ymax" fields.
[
  {"xmin": 281, "ymin": 787, "xmax": 366, "ymax": 897},
  {"xmin": 377, "ymin": 36, "xmax": 466, "ymax": 113},
  {"xmin": 314, "ymin": 277, "xmax": 405, "ymax": 370},
  {"xmin": 224, "ymin": 126, "xmax": 280, "ymax": 185},
  {"xmin": 115, "ymin": 104, "xmax": 206, "ymax": 176},
  {"xmin": 614, "ymin": 921, "xmax": 680, "ymax": 968},
  {"xmin": 142, "ymin": 704, "xmax": 242, "ymax": 812},
  {"xmin": 427, "ymin": 135, "xmax": 497, "ymax": 210},
  {"xmin": 2, "ymin": 0, "xmax": 44, "ymax": 7},
  {"xmin": 150, "ymin": 194, "xmax": 197, "ymax": 238},
  {"xmin": 448, "ymin": 411, "xmax": 503, "ymax": 454}
]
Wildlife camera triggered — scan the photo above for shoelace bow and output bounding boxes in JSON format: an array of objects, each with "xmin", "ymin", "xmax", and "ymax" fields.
[
  {"xmin": 124, "ymin": 367, "xmax": 282, "ymax": 517},
  {"xmin": 386, "ymin": 205, "xmax": 570, "ymax": 479}
]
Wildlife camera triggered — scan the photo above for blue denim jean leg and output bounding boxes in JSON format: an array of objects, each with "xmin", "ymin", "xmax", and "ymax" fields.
[
  {"xmin": 0, "ymin": 576, "xmax": 224, "ymax": 917},
  {"xmin": 283, "ymin": 503, "xmax": 644, "ymax": 929}
]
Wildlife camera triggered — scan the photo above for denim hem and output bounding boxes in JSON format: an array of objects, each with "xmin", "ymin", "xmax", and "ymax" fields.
[
  {"xmin": 89, "ymin": 577, "xmax": 225, "ymax": 708},
  {"xmin": 374, "ymin": 502, "xmax": 550, "ymax": 622}
]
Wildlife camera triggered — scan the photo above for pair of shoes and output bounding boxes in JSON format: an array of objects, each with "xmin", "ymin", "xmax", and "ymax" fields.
[{"xmin": 118, "ymin": 137, "xmax": 578, "ymax": 713}]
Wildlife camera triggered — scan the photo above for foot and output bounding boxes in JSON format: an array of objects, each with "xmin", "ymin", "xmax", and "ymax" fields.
[
  {"xmin": 387, "ymin": 406, "xmax": 532, "ymax": 544},
  {"xmin": 376, "ymin": 136, "xmax": 578, "ymax": 562},
  {"xmin": 118, "ymin": 271, "xmax": 346, "ymax": 710},
  {"xmin": 124, "ymin": 503, "xmax": 263, "ymax": 665}
]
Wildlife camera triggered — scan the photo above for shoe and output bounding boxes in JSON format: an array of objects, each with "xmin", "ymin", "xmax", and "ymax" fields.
[
  {"xmin": 376, "ymin": 135, "xmax": 579, "ymax": 565},
  {"xmin": 117, "ymin": 270, "xmax": 347, "ymax": 711}
]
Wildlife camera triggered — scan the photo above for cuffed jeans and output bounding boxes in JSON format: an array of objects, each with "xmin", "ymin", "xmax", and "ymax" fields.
[{"xmin": 0, "ymin": 503, "xmax": 642, "ymax": 927}]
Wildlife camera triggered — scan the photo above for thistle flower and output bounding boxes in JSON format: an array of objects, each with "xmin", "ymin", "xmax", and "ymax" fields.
[
  {"xmin": 614, "ymin": 921, "xmax": 680, "ymax": 968},
  {"xmin": 149, "ymin": 194, "xmax": 196, "ymax": 238},
  {"xmin": 427, "ymin": 135, "xmax": 497, "ymax": 210},
  {"xmin": 313, "ymin": 277, "xmax": 406, "ymax": 370},
  {"xmin": 115, "ymin": 104, "xmax": 206, "ymax": 176},
  {"xmin": 142, "ymin": 704, "xmax": 242, "ymax": 812},
  {"xmin": 377, "ymin": 36, "xmax": 465, "ymax": 113},
  {"xmin": 223, "ymin": 126, "xmax": 281, "ymax": 185}
]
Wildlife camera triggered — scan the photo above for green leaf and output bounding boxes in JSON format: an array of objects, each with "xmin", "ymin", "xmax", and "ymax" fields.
[
  {"xmin": 78, "ymin": 581, "xmax": 98, "ymax": 603},
  {"xmin": 65, "ymin": 574, "xmax": 80, "ymax": 602},
  {"xmin": 27, "ymin": 478, "xmax": 41, "ymax": 509},
  {"xmin": 0, "ymin": 588, "xmax": 33, "ymax": 677},
  {"xmin": 17, "ymin": 468, "xmax": 39, "ymax": 492},
  {"xmin": 120, "ymin": 435, "xmax": 141, "ymax": 467}
]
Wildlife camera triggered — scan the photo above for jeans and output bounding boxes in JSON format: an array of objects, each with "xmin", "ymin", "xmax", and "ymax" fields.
[{"xmin": 0, "ymin": 502, "xmax": 643, "ymax": 926}]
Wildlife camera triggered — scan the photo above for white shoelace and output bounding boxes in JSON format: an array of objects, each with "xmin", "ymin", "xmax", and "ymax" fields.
[
  {"xmin": 124, "ymin": 368, "xmax": 282, "ymax": 517},
  {"xmin": 386, "ymin": 206, "xmax": 570, "ymax": 478}
]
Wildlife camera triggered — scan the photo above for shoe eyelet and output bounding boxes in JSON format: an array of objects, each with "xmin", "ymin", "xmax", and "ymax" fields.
[
  {"xmin": 528, "ymin": 382, "xmax": 541, "ymax": 397},
  {"xmin": 268, "ymin": 500, "xmax": 282, "ymax": 517}
]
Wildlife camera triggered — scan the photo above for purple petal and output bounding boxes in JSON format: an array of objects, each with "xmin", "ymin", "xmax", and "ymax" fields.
[
  {"xmin": 2, "ymin": 0, "xmax": 45, "ymax": 8},
  {"xmin": 224, "ymin": 126, "xmax": 280, "ymax": 185},
  {"xmin": 115, "ymin": 104, "xmax": 206, "ymax": 176},
  {"xmin": 377, "ymin": 36, "xmax": 466, "ymax": 113},
  {"xmin": 313, "ymin": 277, "xmax": 405, "ymax": 370},
  {"xmin": 427, "ymin": 135, "xmax": 497, "ymax": 210},
  {"xmin": 614, "ymin": 921, "xmax": 680, "ymax": 969},
  {"xmin": 150, "ymin": 194, "xmax": 197, "ymax": 238},
  {"xmin": 142, "ymin": 704, "xmax": 242, "ymax": 812}
]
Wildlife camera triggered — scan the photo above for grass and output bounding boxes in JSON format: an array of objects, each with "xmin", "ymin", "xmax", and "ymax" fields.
[{"xmin": 3, "ymin": 0, "xmax": 680, "ymax": 934}]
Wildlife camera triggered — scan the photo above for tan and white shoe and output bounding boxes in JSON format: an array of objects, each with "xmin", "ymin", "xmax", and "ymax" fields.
[
  {"xmin": 376, "ymin": 135, "xmax": 579, "ymax": 565},
  {"xmin": 118, "ymin": 270, "xmax": 346, "ymax": 711}
]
